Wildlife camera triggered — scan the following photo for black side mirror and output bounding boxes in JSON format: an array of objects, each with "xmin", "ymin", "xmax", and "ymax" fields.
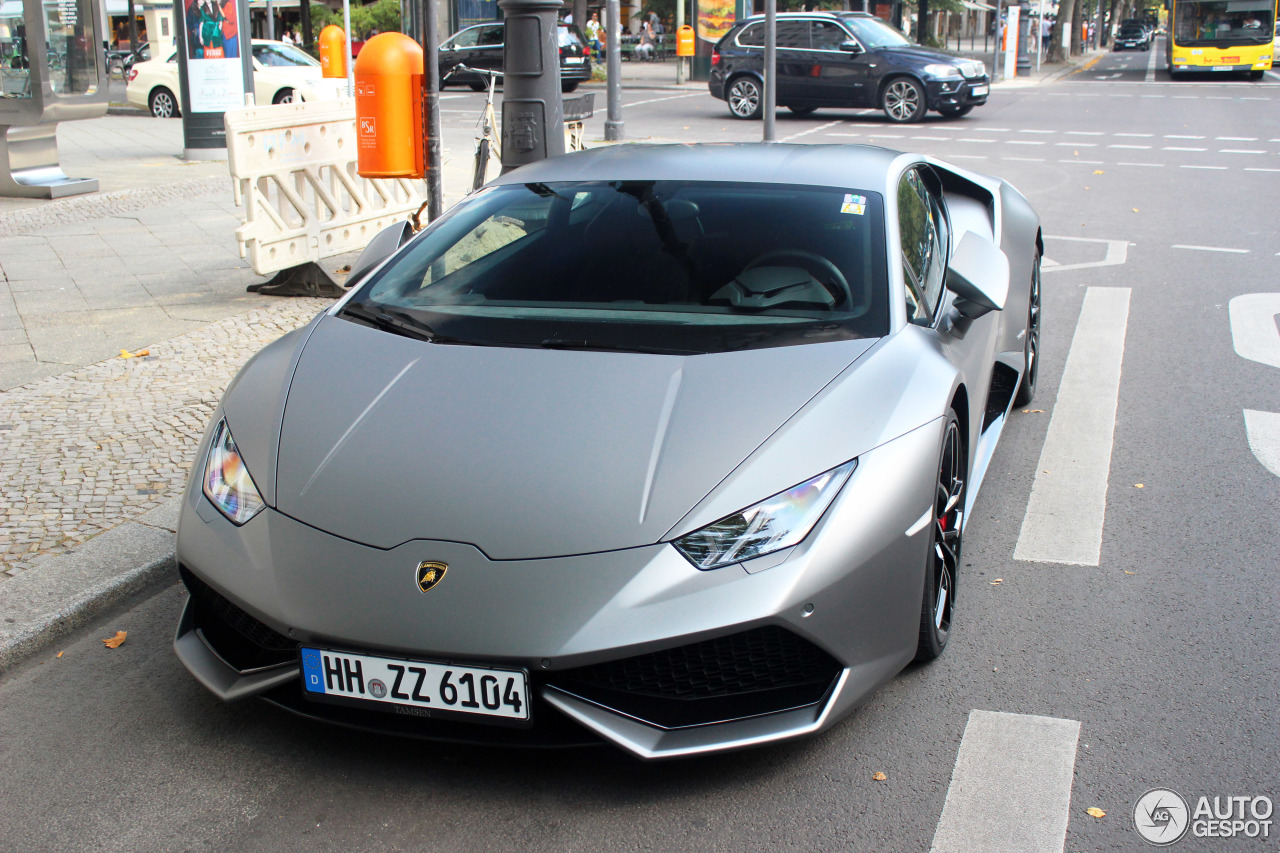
[
  {"xmin": 347, "ymin": 221, "xmax": 414, "ymax": 289},
  {"xmin": 840, "ymin": 40, "xmax": 864, "ymax": 54}
]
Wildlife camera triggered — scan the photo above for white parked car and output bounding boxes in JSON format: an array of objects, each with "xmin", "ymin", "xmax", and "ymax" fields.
[{"xmin": 126, "ymin": 39, "xmax": 348, "ymax": 118}]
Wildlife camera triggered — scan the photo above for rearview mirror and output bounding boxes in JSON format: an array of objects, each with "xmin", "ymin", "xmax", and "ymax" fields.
[
  {"xmin": 946, "ymin": 231, "xmax": 1008, "ymax": 319},
  {"xmin": 839, "ymin": 40, "xmax": 864, "ymax": 54},
  {"xmin": 347, "ymin": 220, "xmax": 414, "ymax": 289}
]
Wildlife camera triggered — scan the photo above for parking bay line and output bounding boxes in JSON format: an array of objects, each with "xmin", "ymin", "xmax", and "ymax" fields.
[
  {"xmin": 1174, "ymin": 244, "xmax": 1249, "ymax": 253},
  {"xmin": 1015, "ymin": 287, "xmax": 1130, "ymax": 566},
  {"xmin": 930, "ymin": 711, "xmax": 1082, "ymax": 853}
]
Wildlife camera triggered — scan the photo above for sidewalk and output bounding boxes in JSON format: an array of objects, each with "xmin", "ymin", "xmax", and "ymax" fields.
[{"xmin": 0, "ymin": 47, "xmax": 1101, "ymax": 674}]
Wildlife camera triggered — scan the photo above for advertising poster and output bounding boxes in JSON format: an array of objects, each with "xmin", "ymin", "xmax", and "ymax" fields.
[
  {"xmin": 696, "ymin": 0, "xmax": 736, "ymax": 42},
  {"xmin": 182, "ymin": 0, "xmax": 245, "ymax": 112}
]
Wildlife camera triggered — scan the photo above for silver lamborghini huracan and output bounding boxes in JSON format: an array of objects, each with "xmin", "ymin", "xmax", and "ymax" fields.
[{"xmin": 175, "ymin": 144, "xmax": 1042, "ymax": 759}]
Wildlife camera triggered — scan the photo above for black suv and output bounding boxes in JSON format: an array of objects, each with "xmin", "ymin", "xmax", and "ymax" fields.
[
  {"xmin": 440, "ymin": 21, "xmax": 591, "ymax": 93},
  {"xmin": 709, "ymin": 12, "xmax": 989, "ymax": 123}
]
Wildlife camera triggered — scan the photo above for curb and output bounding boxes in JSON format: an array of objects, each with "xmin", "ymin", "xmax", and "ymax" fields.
[{"xmin": 0, "ymin": 499, "xmax": 181, "ymax": 675}]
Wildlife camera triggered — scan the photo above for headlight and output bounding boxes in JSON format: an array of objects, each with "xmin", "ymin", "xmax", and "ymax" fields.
[
  {"xmin": 923, "ymin": 63, "xmax": 962, "ymax": 79},
  {"xmin": 203, "ymin": 419, "xmax": 265, "ymax": 525},
  {"xmin": 673, "ymin": 460, "xmax": 857, "ymax": 571}
]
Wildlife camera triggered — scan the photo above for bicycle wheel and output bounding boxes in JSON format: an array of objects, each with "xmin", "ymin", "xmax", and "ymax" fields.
[{"xmin": 472, "ymin": 137, "xmax": 490, "ymax": 192}]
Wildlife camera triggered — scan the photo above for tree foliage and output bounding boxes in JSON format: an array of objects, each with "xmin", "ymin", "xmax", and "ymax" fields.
[{"xmin": 309, "ymin": 0, "xmax": 401, "ymax": 40}]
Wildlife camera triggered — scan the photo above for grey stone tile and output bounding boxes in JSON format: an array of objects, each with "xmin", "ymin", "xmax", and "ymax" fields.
[
  {"xmin": 0, "ymin": 328, "xmax": 30, "ymax": 347},
  {"xmin": 0, "ymin": 340, "xmax": 34, "ymax": 361},
  {"xmin": 13, "ymin": 288, "xmax": 90, "ymax": 317},
  {"xmin": 0, "ymin": 359, "xmax": 65, "ymax": 391},
  {"xmin": 25, "ymin": 324, "xmax": 113, "ymax": 365},
  {"xmin": 19, "ymin": 309, "xmax": 93, "ymax": 329}
]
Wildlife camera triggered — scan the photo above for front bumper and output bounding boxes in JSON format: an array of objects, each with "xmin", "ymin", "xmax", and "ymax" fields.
[
  {"xmin": 174, "ymin": 417, "xmax": 944, "ymax": 759},
  {"xmin": 926, "ymin": 76, "xmax": 989, "ymax": 110}
]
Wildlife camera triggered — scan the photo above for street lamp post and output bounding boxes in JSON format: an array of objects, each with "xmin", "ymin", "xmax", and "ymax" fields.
[
  {"xmin": 763, "ymin": 0, "xmax": 776, "ymax": 142},
  {"xmin": 605, "ymin": 0, "xmax": 623, "ymax": 140}
]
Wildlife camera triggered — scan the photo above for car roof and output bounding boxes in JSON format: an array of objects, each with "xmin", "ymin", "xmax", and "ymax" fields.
[
  {"xmin": 489, "ymin": 143, "xmax": 906, "ymax": 196},
  {"xmin": 735, "ymin": 11, "xmax": 878, "ymax": 22}
]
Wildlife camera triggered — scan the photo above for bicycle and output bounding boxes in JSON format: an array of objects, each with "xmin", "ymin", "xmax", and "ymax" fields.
[{"xmin": 446, "ymin": 63, "xmax": 502, "ymax": 192}]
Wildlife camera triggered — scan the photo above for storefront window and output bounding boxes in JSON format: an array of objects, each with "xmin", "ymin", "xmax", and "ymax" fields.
[
  {"xmin": 44, "ymin": 0, "xmax": 97, "ymax": 95},
  {"xmin": 1, "ymin": 2, "xmax": 33, "ymax": 98}
]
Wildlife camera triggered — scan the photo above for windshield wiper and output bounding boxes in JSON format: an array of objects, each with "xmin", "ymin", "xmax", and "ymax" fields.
[
  {"xmin": 342, "ymin": 302, "xmax": 474, "ymax": 345},
  {"xmin": 539, "ymin": 338, "xmax": 701, "ymax": 356}
]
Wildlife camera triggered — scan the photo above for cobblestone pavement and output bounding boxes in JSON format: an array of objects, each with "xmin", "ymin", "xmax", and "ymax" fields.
[{"xmin": 0, "ymin": 298, "xmax": 328, "ymax": 578}]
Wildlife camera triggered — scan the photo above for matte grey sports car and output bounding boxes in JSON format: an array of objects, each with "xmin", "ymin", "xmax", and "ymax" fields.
[{"xmin": 175, "ymin": 144, "xmax": 1042, "ymax": 759}]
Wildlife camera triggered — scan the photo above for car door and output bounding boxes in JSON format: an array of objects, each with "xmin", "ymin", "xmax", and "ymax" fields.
[
  {"xmin": 773, "ymin": 18, "xmax": 814, "ymax": 102},
  {"xmin": 804, "ymin": 19, "xmax": 876, "ymax": 107},
  {"xmin": 439, "ymin": 25, "xmax": 481, "ymax": 78},
  {"xmin": 471, "ymin": 23, "xmax": 505, "ymax": 74}
]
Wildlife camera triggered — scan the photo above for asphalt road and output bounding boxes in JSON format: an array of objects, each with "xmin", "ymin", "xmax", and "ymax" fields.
[{"xmin": 3, "ymin": 44, "xmax": 1280, "ymax": 852}]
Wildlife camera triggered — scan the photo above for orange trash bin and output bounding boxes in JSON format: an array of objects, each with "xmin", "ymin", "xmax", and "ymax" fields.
[
  {"xmin": 677, "ymin": 25, "xmax": 695, "ymax": 57},
  {"xmin": 319, "ymin": 25, "xmax": 347, "ymax": 79},
  {"xmin": 353, "ymin": 32, "xmax": 425, "ymax": 179}
]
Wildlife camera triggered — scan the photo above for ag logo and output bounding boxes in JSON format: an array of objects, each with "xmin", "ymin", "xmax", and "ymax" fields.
[
  {"xmin": 1134, "ymin": 788, "xmax": 1190, "ymax": 846},
  {"xmin": 416, "ymin": 560, "xmax": 448, "ymax": 593}
]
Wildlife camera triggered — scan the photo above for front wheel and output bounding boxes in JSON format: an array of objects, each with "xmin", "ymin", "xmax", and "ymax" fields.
[
  {"xmin": 881, "ymin": 77, "xmax": 926, "ymax": 123},
  {"xmin": 561, "ymin": 80, "xmax": 579, "ymax": 93},
  {"xmin": 149, "ymin": 87, "xmax": 178, "ymax": 118},
  {"xmin": 1013, "ymin": 252, "xmax": 1042, "ymax": 407},
  {"xmin": 727, "ymin": 76, "xmax": 762, "ymax": 120},
  {"xmin": 272, "ymin": 88, "xmax": 296, "ymax": 105},
  {"xmin": 1248, "ymin": 69, "xmax": 1263, "ymax": 80},
  {"xmin": 937, "ymin": 104, "xmax": 973, "ymax": 118},
  {"xmin": 915, "ymin": 412, "xmax": 964, "ymax": 663},
  {"xmin": 787, "ymin": 105, "xmax": 817, "ymax": 115},
  {"xmin": 472, "ymin": 136, "xmax": 491, "ymax": 193}
]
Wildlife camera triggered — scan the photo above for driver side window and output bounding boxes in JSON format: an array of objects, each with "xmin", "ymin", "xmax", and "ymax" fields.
[{"xmin": 898, "ymin": 168, "xmax": 946, "ymax": 326}]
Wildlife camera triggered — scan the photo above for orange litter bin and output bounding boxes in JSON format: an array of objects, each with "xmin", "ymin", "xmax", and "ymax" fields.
[{"xmin": 353, "ymin": 32, "xmax": 425, "ymax": 179}]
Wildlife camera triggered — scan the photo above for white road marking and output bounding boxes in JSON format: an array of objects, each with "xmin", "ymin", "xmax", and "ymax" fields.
[
  {"xmin": 1066, "ymin": 131, "xmax": 1104, "ymax": 136},
  {"xmin": 1117, "ymin": 162, "xmax": 1163, "ymax": 167},
  {"xmin": 957, "ymin": 138, "xmax": 994, "ymax": 144},
  {"xmin": 911, "ymin": 136, "xmax": 953, "ymax": 141},
  {"xmin": 1243, "ymin": 411, "xmax": 1280, "ymax": 478},
  {"xmin": 1174, "ymin": 244, "xmax": 1249, "ymax": 253},
  {"xmin": 930, "ymin": 711, "xmax": 1082, "ymax": 853},
  {"xmin": 621, "ymin": 93, "xmax": 702, "ymax": 108},
  {"xmin": 1165, "ymin": 134, "xmax": 1205, "ymax": 138},
  {"xmin": 1181, "ymin": 164, "xmax": 1227, "ymax": 169},
  {"xmin": 1163, "ymin": 146, "xmax": 1207, "ymax": 151},
  {"xmin": 1145, "ymin": 47, "xmax": 1158, "ymax": 82},
  {"xmin": 1060, "ymin": 159, "xmax": 1105, "ymax": 164},
  {"xmin": 1015, "ymin": 287, "xmax": 1130, "ymax": 566},
  {"xmin": 946, "ymin": 154, "xmax": 990, "ymax": 160},
  {"xmin": 1115, "ymin": 132, "xmax": 1153, "ymax": 137},
  {"xmin": 1018, "ymin": 129, "xmax": 1055, "ymax": 134},
  {"xmin": 1217, "ymin": 136, "xmax": 1257, "ymax": 141},
  {"xmin": 1245, "ymin": 167, "xmax": 1280, "ymax": 172},
  {"xmin": 780, "ymin": 119, "xmax": 844, "ymax": 142},
  {"xmin": 974, "ymin": 127, "xmax": 1012, "ymax": 132},
  {"xmin": 1219, "ymin": 149, "xmax": 1266, "ymax": 154},
  {"xmin": 1109, "ymin": 144, "xmax": 1152, "ymax": 149},
  {"xmin": 1005, "ymin": 157, "xmax": 1045, "ymax": 162},
  {"xmin": 1009, "ymin": 140, "xmax": 1047, "ymax": 145},
  {"xmin": 1229, "ymin": 294, "xmax": 1280, "ymax": 369},
  {"xmin": 826, "ymin": 133, "xmax": 863, "ymax": 137},
  {"xmin": 1266, "ymin": 70, "xmax": 1280, "ymax": 81},
  {"xmin": 1056, "ymin": 142, "xmax": 1097, "ymax": 147}
]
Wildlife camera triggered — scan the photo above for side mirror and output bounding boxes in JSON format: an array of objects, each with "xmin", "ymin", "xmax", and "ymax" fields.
[
  {"xmin": 839, "ymin": 40, "xmax": 864, "ymax": 54},
  {"xmin": 347, "ymin": 220, "xmax": 413, "ymax": 289},
  {"xmin": 946, "ymin": 231, "xmax": 1008, "ymax": 319}
]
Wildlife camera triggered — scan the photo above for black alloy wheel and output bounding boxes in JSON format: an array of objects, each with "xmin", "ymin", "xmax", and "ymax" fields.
[
  {"xmin": 881, "ymin": 77, "xmax": 926, "ymax": 123},
  {"xmin": 149, "ymin": 87, "xmax": 177, "ymax": 118},
  {"xmin": 937, "ymin": 104, "xmax": 972, "ymax": 118},
  {"xmin": 728, "ymin": 76, "xmax": 763, "ymax": 120},
  {"xmin": 1013, "ymin": 252, "xmax": 1042, "ymax": 406},
  {"xmin": 915, "ymin": 412, "xmax": 963, "ymax": 662}
]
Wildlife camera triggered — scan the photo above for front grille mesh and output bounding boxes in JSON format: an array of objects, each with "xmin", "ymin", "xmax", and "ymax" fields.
[
  {"xmin": 557, "ymin": 626, "xmax": 839, "ymax": 700},
  {"xmin": 181, "ymin": 566, "xmax": 297, "ymax": 670}
]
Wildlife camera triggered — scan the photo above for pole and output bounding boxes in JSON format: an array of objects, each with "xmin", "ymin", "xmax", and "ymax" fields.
[
  {"xmin": 497, "ymin": 0, "xmax": 566, "ymax": 170},
  {"xmin": 992, "ymin": 0, "xmax": 1003, "ymax": 82},
  {"xmin": 422, "ymin": 0, "xmax": 442, "ymax": 218},
  {"xmin": 675, "ymin": 0, "xmax": 684, "ymax": 84},
  {"xmin": 763, "ymin": 0, "xmax": 775, "ymax": 142},
  {"xmin": 266, "ymin": 0, "xmax": 275, "ymax": 39},
  {"xmin": 605, "ymin": 0, "xmax": 623, "ymax": 140},
  {"xmin": 343, "ymin": 0, "xmax": 353, "ymax": 95}
]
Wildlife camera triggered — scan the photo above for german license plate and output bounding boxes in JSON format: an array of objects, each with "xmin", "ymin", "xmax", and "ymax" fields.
[
  {"xmin": 565, "ymin": 56, "xmax": 584, "ymax": 64},
  {"xmin": 1212, "ymin": 65, "xmax": 1233, "ymax": 71},
  {"xmin": 970, "ymin": 84, "xmax": 989, "ymax": 97},
  {"xmin": 301, "ymin": 647, "xmax": 529, "ymax": 722}
]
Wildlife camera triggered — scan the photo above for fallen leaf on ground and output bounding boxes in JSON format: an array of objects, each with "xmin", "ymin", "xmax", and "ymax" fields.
[
  {"xmin": 872, "ymin": 772, "xmax": 887, "ymax": 781},
  {"xmin": 56, "ymin": 651, "xmax": 64, "ymax": 658},
  {"xmin": 1022, "ymin": 409, "xmax": 1045, "ymax": 414},
  {"xmin": 1132, "ymin": 208, "xmax": 1139, "ymax": 213},
  {"xmin": 119, "ymin": 348, "xmax": 150, "ymax": 359},
  {"xmin": 990, "ymin": 578, "xmax": 1003, "ymax": 585},
  {"xmin": 1093, "ymin": 169, "xmax": 1105, "ymax": 174},
  {"xmin": 1087, "ymin": 807, "xmax": 1106, "ymax": 818},
  {"xmin": 1124, "ymin": 570, "xmax": 1137, "ymax": 574},
  {"xmin": 1135, "ymin": 483, "xmax": 1144, "ymax": 488},
  {"xmin": 335, "ymin": 264, "xmax": 352, "ymax": 273},
  {"xmin": 102, "ymin": 631, "xmax": 127, "ymax": 649}
]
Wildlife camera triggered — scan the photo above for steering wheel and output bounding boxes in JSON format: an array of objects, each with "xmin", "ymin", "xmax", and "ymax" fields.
[{"xmin": 745, "ymin": 250, "xmax": 852, "ymax": 308}]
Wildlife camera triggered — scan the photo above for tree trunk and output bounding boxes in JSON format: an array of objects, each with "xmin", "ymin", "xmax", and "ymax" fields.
[
  {"xmin": 127, "ymin": 0, "xmax": 138, "ymax": 51},
  {"xmin": 573, "ymin": 0, "xmax": 587, "ymax": 32},
  {"xmin": 1100, "ymin": 0, "xmax": 1119, "ymax": 46},
  {"xmin": 1048, "ymin": 0, "xmax": 1075, "ymax": 61},
  {"xmin": 918, "ymin": 0, "xmax": 931, "ymax": 44}
]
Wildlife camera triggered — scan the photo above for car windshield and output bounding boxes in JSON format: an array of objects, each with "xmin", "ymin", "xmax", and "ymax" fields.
[
  {"xmin": 840, "ymin": 16, "xmax": 912, "ymax": 48},
  {"xmin": 351, "ymin": 180, "xmax": 889, "ymax": 354},
  {"xmin": 253, "ymin": 42, "xmax": 320, "ymax": 67}
]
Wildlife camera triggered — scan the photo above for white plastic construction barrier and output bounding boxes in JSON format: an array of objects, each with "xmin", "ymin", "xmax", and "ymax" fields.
[{"xmin": 224, "ymin": 98, "xmax": 426, "ymax": 281}]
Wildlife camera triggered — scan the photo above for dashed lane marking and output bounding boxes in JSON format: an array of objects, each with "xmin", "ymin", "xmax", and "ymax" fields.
[
  {"xmin": 1117, "ymin": 162, "xmax": 1163, "ymax": 167},
  {"xmin": 1173, "ymin": 244, "xmax": 1249, "ymax": 253},
  {"xmin": 1217, "ymin": 136, "xmax": 1258, "ymax": 140},
  {"xmin": 1220, "ymin": 149, "xmax": 1266, "ymax": 154},
  {"xmin": 1114, "ymin": 132, "xmax": 1153, "ymax": 137},
  {"xmin": 930, "ymin": 711, "xmax": 1082, "ymax": 853},
  {"xmin": 1181, "ymin": 164, "xmax": 1227, "ymax": 170},
  {"xmin": 1008, "ymin": 140, "xmax": 1047, "ymax": 145},
  {"xmin": 1145, "ymin": 46, "xmax": 1158, "ymax": 82},
  {"xmin": 1163, "ymin": 146, "xmax": 1207, "ymax": 151},
  {"xmin": 1065, "ymin": 130, "xmax": 1104, "ymax": 135},
  {"xmin": 1245, "ymin": 167, "xmax": 1280, "ymax": 172},
  {"xmin": 1108, "ymin": 144, "xmax": 1151, "ymax": 149},
  {"xmin": 1015, "ymin": 287, "xmax": 1130, "ymax": 566},
  {"xmin": 1056, "ymin": 142, "xmax": 1096, "ymax": 146},
  {"xmin": 779, "ymin": 119, "xmax": 844, "ymax": 143},
  {"xmin": 620, "ymin": 93, "xmax": 702, "ymax": 108}
]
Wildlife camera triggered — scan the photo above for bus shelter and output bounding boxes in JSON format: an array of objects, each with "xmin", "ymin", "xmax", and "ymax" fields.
[{"xmin": 0, "ymin": 0, "xmax": 108, "ymax": 197}]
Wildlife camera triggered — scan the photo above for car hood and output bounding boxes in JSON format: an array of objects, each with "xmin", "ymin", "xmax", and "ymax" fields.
[
  {"xmin": 270, "ymin": 314, "xmax": 876, "ymax": 559},
  {"xmin": 880, "ymin": 45, "xmax": 969, "ymax": 65}
]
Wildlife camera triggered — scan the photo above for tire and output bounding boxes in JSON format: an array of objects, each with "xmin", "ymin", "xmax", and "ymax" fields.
[
  {"xmin": 472, "ymin": 137, "xmax": 491, "ymax": 193},
  {"xmin": 937, "ymin": 104, "xmax": 973, "ymax": 118},
  {"xmin": 915, "ymin": 411, "xmax": 964, "ymax": 663},
  {"xmin": 469, "ymin": 81, "xmax": 487, "ymax": 92},
  {"xmin": 273, "ymin": 88, "xmax": 296, "ymax": 105},
  {"xmin": 1013, "ymin": 252, "xmax": 1042, "ymax": 407},
  {"xmin": 1248, "ymin": 69, "xmax": 1263, "ymax": 80},
  {"xmin": 148, "ymin": 87, "xmax": 178, "ymax": 118},
  {"xmin": 881, "ymin": 77, "xmax": 926, "ymax": 123},
  {"xmin": 727, "ymin": 76, "xmax": 762, "ymax": 120},
  {"xmin": 787, "ymin": 105, "xmax": 817, "ymax": 115},
  {"xmin": 561, "ymin": 80, "xmax": 580, "ymax": 93}
]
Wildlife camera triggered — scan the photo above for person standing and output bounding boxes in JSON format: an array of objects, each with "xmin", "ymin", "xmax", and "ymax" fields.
[{"xmin": 586, "ymin": 12, "xmax": 604, "ymax": 61}]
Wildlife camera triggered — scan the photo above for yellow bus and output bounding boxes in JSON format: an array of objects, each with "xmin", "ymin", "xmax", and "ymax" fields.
[{"xmin": 1166, "ymin": 0, "xmax": 1276, "ymax": 77}]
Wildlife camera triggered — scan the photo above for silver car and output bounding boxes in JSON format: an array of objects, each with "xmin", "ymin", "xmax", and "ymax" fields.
[{"xmin": 175, "ymin": 144, "xmax": 1042, "ymax": 759}]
